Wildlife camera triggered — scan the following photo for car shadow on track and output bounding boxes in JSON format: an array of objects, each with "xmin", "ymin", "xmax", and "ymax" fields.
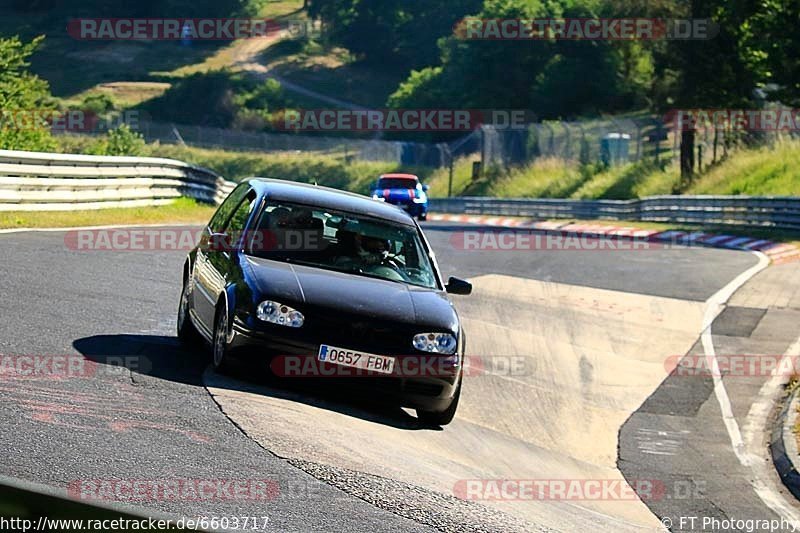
[
  {"xmin": 73, "ymin": 334, "xmax": 434, "ymax": 431},
  {"xmin": 73, "ymin": 334, "xmax": 207, "ymax": 386},
  {"xmin": 205, "ymin": 367, "xmax": 430, "ymax": 431}
]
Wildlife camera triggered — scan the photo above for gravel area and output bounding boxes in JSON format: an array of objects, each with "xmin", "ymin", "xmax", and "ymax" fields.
[{"xmin": 285, "ymin": 458, "xmax": 555, "ymax": 533}]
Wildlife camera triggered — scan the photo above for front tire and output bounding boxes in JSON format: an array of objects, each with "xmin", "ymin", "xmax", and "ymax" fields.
[
  {"xmin": 418, "ymin": 212, "xmax": 427, "ymax": 221},
  {"xmin": 417, "ymin": 381, "xmax": 460, "ymax": 426},
  {"xmin": 177, "ymin": 280, "xmax": 201, "ymax": 345},
  {"xmin": 212, "ymin": 306, "xmax": 235, "ymax": 374}
]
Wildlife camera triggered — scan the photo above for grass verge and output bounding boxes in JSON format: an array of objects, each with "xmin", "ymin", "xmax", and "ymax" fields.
[
  {"xmin": 438, "ymin": 139, "xmax": 800, "ymax": 200},
  {"xmin": 146, "ymin": 144, "xmax": 431, "ymax": 193},
  {"xmin": 255, "ymin": 39, "xmax": 409, "ymax": 108},
  {"xmin": 0, "ymin": 198, "xmax": 215, "ymax": 229},
  {"xmin": 686, "ymin": 140, "xmax": 800, "ymax": 196}
]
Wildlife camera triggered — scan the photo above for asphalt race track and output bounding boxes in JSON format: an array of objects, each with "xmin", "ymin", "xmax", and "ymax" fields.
[{"xmin": 0, "ymin": 221, "xmax": 791, "ymax": 532}]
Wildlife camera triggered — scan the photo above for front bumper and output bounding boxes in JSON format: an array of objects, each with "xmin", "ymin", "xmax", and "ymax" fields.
[{"xmin": 229, "ymin": 318, "xmax": 461, "ymax": 412}]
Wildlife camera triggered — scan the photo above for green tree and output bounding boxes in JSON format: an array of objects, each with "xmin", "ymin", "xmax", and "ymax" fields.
[
  {"xmin": 662, "ymin": 0, "xmax": 760, "ymax": 183},
  {"xmin": 309, "ymin": 0, "xmax": 482, "ymax": 68},
  {"xmin": 742, "ymin": 0, "xmax": 800, "ymax": 106},
  {"xmin": 0, "ymin": 36, "xmax": 57, "ymax": 152},
  {"xmin": 391, "ymin": 0, "xmax": 555, "ymax": 109},
  {"xmin": 12, "ymin": 0, "xmax": 264, "ymax": 17},
  {"xmin": 390, "ymin": 0, "xmax": 652, "ymax": 118}
]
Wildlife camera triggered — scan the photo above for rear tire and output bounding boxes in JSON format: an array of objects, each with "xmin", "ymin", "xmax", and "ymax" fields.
[
  {"xmin": 417, "ymin": 380, "xmax": 460, "ymax": 426},
  {"xmin": 212, "ymin": 306, "xmax": 235, "ymax": 374},
  {"xmin": 177, "ymin": 280, "xmax": 201, "ymax": 345}
]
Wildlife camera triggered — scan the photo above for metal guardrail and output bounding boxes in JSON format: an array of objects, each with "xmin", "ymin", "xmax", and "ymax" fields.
[
  {"xmin": 0, "ymin": 150, "xmax": 235, "ymax": 211},
  {"xmin": 430, "ymin": 196, "xmax": 800, "ymax": 231},
  {"xmin": 3, "ymin": 150, "xmax": 797, "ymax": 231}
]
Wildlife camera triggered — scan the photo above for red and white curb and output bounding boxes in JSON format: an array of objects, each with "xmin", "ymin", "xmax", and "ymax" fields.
[{"xmin": 428, "ymin": 213, "xmax": 800, "ymax": 264}]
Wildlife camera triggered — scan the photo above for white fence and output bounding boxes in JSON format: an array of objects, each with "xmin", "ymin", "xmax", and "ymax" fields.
[{"xmin": 0, "ymin": 150, "xmax": 234, "ymax": 211}]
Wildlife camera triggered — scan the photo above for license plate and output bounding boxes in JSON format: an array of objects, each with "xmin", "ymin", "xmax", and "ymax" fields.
[{"xmin": 318, "ymin": 344, "xmax": 395, "ymax": 374}]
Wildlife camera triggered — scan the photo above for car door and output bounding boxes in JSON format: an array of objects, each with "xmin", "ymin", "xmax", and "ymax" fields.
[{"xmin": 193, "ymin": 184, "xmax": 254, "ymax": 330}]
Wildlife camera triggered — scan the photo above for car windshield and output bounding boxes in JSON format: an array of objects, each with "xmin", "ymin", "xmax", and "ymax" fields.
[
  {"xmin": 377, "ymin": 178, "xmax": 418, "ymax": 189},
  {"xmin": 246, "ymin": 201, "xmax": 438, "ymax": 289}
]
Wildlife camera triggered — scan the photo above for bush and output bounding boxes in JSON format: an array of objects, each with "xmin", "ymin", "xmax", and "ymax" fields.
[
  {"xmin": 387, "ymin": 67, "xmax": 444, "ymax": 109},
  {"xmin": 139, "ymin": 72, "xmax": 293, "ymax": 129},
  {"xmin": 106, "ymin": 124, "xmax": 146, "ymax": 155},
  {"xmin": 86, "ymin": 124, "xmax": 146, "ymax": 156},
  {"xmin": 80, "ymin": 93, "xmax": 116, "ymax": 115}
]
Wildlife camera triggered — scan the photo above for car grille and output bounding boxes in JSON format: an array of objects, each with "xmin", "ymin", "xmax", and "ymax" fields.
[{"xmin": 306, "ymin": 312, "xmax": 417, "ymax": 355}]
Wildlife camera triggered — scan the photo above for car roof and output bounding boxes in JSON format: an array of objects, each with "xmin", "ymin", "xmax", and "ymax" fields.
[
  {"xmin": 245, "ymin": 178, "xmax": 416, "ymax": 226},
  {"xmin": 379, "ymin": 173, "xmax": 419, "ymax": 180}
]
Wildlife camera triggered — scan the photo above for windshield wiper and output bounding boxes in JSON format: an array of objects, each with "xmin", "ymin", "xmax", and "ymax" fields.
[{"xmin": 255, "ymin": 254, "xmax": 425, "ymax": 287}]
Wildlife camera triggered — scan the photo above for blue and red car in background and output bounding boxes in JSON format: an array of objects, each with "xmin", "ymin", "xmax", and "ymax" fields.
[{"xmin": 370, "ymin": 173, "xmax": 429, "ymax": 220}]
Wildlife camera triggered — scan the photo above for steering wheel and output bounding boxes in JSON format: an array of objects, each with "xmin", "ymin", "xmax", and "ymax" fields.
[
  {"xmin": 381, "ymin": 253, "xmax": 404, "ymax": 269},
  {"xmin": 363, "ymin": 264, "xmax": 408, "ymax": 282}
]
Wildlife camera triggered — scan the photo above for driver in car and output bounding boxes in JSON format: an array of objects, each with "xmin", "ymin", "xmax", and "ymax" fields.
[{"xmin": 354, "ymin": 234, "xmax": 391, "ymax": 265}]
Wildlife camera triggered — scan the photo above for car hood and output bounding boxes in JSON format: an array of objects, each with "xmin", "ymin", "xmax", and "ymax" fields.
[{"xmin": 244, "ymin": 256, "xmax": 458, "ymax": 332}]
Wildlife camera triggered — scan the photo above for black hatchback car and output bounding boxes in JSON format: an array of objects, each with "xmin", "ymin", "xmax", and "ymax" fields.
[{"xmin": 177, "ymin": 178, "xmax": 472, "ymax": 425}]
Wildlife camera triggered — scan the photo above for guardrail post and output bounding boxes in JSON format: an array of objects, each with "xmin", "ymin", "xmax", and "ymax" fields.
[
  {"xmin": 479, "ymin": 127, "xmax": 487, "ymax": 176},
  {"xmin": 443, "ymin": 144, "xmax": 454, "ymax": 197},
  {"xmin": 697, "ymin": 144, "xmax": 703, "ymax": 173}
]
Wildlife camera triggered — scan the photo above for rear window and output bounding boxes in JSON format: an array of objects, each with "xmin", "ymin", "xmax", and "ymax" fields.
[{"xmin": 377, "ymin": 177, "xmax": 419, "ymax": 189}]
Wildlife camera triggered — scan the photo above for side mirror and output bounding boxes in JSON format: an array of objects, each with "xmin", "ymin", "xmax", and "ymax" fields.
[
  {"xmin": 445, "ymin": 277, "xmax": 472, "ymax": 295},
  {"xmin": 422, "ymin": 184, "xmax": 430, "ymax": 192}
]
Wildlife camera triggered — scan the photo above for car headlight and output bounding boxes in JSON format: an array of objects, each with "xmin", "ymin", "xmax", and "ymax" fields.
[
  {"xmin": 257, "ymin": 300, "xmax": 304, "ymax": 328},
  {"xmin": 412, "ymin": 333, "xmax": 457, "ymax": 354}
]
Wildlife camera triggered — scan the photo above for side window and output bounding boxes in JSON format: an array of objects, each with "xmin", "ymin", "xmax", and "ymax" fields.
[
  {"xmin": 208, "ymin": 183, "xmax": 250, "ymax": 234},
  {"xmin": 226, "ymin": 190, "xmax": 258, "ymax": 233}
]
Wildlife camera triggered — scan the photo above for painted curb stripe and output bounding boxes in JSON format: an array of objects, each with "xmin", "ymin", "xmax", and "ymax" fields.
[{"xmin": 426, "ymin": 213, "xmax": 798, "ymax": 263}]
